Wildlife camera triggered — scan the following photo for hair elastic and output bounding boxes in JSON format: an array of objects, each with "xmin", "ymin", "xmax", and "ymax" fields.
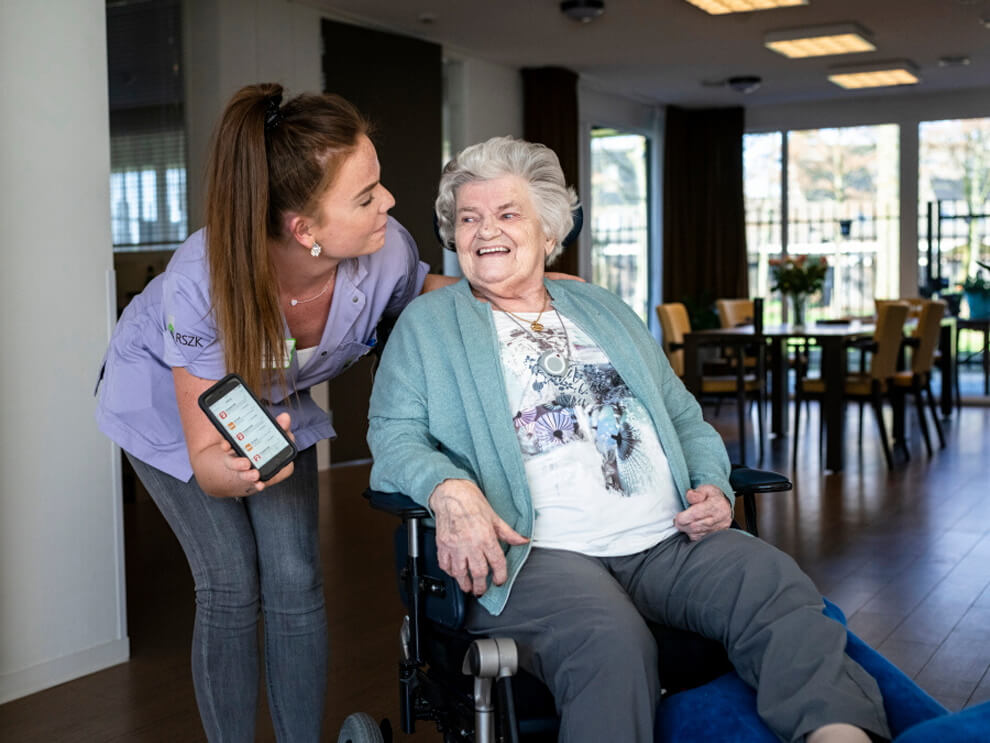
[{"xmin": 264, "ymin": 94, "xmax": 284, "ymax": 132}]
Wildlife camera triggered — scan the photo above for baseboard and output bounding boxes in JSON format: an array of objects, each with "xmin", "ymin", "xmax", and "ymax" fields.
[{"xmin": 0, "ymin": 636, "xmax": 130, "ymax": 705}]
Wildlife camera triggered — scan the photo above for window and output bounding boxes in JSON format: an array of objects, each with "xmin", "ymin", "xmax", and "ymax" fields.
[
  {"xmin": 110, "ymin": 130, "xmax": 187, "ymax": 247},
  {"xmin": 107, "ymin": 0, "xmax": 187, "ymax": 252},
  {"xmin": 590, "ymin": 129, "xmax": 650, "ymax": 321},
  {"xmin": 918, "ymin": 117, "xmax": 990, "ymax": 297},
  {"xmin": 744, "ymin": 132, "xmax": 783, "ymax": 320},
  {"xmin": 745, "ymin": 125, "xmax": 899, "ymax": 321}
]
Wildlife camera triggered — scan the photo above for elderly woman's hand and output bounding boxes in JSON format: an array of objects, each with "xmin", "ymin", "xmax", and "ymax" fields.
[
  {"xmin": 673, "ymin": 485, "xmax": 732, "ymax": 541},
  {"xmin": 429, "ymin": 479, "xmax": 530, "ymax": 596}
]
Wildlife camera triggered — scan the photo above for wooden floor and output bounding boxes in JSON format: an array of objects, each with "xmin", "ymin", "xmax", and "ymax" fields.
[{"xmin": 2, "ymin": 401, "xmax": 989, "ymax": 741}]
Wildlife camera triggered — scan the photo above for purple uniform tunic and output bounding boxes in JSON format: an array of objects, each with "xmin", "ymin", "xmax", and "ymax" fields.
[{"xmin": 96, "ymin": 217, "xmax": 428, "ymax": 481}]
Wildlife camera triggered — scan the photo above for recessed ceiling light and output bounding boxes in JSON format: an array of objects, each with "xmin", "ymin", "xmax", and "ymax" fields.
[
  {"xmin": 764, "ymin": 23, "xmax": 875, "ymax": 58},
  {"xmin": 560, "ymin": 0, "xmax": 606, "ymax": 23},
  {"xmin": 684, "ymin": 0, "xmax": 808, "ymax": 14},
  {"xmin": 938, "ymin": 55, "xmax": 971, "ymax": 67},
  {"xmin": 828, "ymin": 60, "xmax": 920, "ymax": 89}
]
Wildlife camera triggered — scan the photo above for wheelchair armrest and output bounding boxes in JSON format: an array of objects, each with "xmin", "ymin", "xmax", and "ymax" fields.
[
  {"xmin": 364, "ymin": 489, "xmax": 431, "ymax": 520},
  {"xmin": 729, "ymin": 465, "xmax": 792, "ymax": 495}
]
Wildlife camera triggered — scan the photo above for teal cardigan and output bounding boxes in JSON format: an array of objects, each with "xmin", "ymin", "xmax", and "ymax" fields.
[{"xmin": 368, "ymin": 278, "xmax": 732, "ymax": 615}]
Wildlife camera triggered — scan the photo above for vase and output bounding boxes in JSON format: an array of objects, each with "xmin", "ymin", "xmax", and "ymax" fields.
[
  {"xmin": 965, "ymin": 290, "xmax": 990, "ymax": 320},
  {"xmin": 789, "ymin": 293, "xmax": 807, "ymax": 327}
]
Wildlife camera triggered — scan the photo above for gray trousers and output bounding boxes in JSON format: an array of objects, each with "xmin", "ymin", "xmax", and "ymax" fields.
[{"xmin": 466, "ymin": 529, "xmax": 889, "ymax": 743}]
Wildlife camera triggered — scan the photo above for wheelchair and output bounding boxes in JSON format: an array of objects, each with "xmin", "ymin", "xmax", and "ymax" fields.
[{"xmin": 337, "ymin": 466, "xmax": 792, "ymax": 743}]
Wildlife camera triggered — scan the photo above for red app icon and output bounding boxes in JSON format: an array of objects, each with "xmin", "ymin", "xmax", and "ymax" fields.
[
  {"xmin": 236, "ymin": 432, "xmax": 245, "ymax": 441},
  {"xmin": 253, "ymin": 454, "xmax": 261, "ymax": 462},
  {"xmin": 219, "ymin": 411, "xmax": 227, "ymax": 419}
]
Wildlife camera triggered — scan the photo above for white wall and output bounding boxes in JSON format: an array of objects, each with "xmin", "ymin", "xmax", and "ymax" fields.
[
  {"xmin": 441, "ymin": 54, "xmax": 525, "ymax": 275},
  {"xmin": 0, "ymin": 0, "xmax": 128, "ymax": 703},
  {"xmin": 454, "ymin": 55, "xmax": 524, "ymax": 145},
  {"xmin": 746, "ymin": 86, "xmax": 990, "ymax": 299}
]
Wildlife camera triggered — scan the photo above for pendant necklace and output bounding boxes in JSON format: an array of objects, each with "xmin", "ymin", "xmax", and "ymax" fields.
[
  {"xmin": 288, "ymin": 268, "xmax": 336, "ymax": 307},
  {"xmin": 500, "ymin": 305, "xmax": 546, "ymax": 332},
  {"xmin": 492, "ymin": 296, "xmax": 572, "ymax": 378}
]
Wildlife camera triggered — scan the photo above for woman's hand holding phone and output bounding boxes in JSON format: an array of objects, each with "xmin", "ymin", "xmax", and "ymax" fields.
[
  {"xmin": 175, "ymin": 369, "xmax": 299, "ymax": 498},
  {"xmin": 219, "ymin": 412, "xmax": 296, "ymax": 495}
]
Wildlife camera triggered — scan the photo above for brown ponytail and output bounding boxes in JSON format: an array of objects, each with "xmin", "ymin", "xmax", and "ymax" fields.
[{"xmin": 204, "ymin": 83, "xmax": 368, "ymax": 396}]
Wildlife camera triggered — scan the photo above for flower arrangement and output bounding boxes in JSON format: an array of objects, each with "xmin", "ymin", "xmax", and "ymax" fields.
[
  {"xmin": 769, "ymin": 254, "xmax": 828, "ymax": 296},
  {"xmin": 961, "ymin": 272, "xmax": 990, "ymax": 294},
  {"xmin": 769, "ymin": 254, "xmax": 828, "ymax": 326}
]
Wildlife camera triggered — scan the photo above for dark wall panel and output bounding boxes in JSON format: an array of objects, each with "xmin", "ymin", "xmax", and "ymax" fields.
[
  {"xmin": 321, "ymin": 19, "xmax": 442, "ymax": 463},
  {"xmin": 322, "ymin": 19, "xmax": 443, "ymax": 270}
]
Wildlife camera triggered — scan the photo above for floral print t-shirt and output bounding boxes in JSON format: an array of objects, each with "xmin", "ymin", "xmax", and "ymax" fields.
[{"xmin": 493, "ymin": 308, "xmax": 680, "ymax": 555}]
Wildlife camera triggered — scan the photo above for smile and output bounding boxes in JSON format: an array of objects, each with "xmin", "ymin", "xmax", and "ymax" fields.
[{"xmin": 477, "ymin": 247, "xmax": 509, "ymax": 255}]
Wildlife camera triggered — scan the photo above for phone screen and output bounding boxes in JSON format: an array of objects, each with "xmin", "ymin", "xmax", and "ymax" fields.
[{"xmin": 205, "ymin": 382, "xmax": 292, "ymax": 473}]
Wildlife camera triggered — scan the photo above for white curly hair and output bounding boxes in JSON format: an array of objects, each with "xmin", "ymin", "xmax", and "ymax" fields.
[{"xmin": 434, "ymin": 136, "xmax": 579, "ymax": 265}]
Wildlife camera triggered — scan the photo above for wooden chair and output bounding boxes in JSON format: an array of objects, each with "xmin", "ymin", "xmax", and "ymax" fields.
[
  {"xmin": 876, "ymin": 297, "xmax": 926, "ymax": 322},
  {"xmin": 716, "ymin": 299, "xmax": 753, "ymax": 329},
  {"xmin": 716, "ymin": 298, "xmax": 761, "ymax": 371},
  {"xmin": 890, "ymin": 300, "xmax": 947, "ymax": 457},
  {"xmin": 793, "ymin": 302, "xmax": 909, "ymax": 471},
  {"xmin": 657, "ymin": 302, "xmax": 764, "ymax": 465},
  {"xmin": 877, "ymin": 297, "xmax": 959, "ymax": 409}
]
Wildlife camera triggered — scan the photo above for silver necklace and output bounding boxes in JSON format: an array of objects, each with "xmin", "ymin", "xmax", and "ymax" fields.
[
  {"xmin": 494, "ymin": 302, "xmax": 572, "ymax": 378},
  {"xmin": 288, "ymin": 269, "xmax": 336, "ymax": 307}
]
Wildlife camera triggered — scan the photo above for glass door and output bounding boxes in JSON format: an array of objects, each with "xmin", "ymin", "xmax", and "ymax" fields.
[{"xmin": 590, "ymin": 128, "xmax": 650, "ymax": 322}]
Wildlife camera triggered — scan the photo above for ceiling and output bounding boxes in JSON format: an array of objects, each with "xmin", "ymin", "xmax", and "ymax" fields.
[{"xmin": 302, "ymin": 0, "xmax": 990, "ymax": 107}]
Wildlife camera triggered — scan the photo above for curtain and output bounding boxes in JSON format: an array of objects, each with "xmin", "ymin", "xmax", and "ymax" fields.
[
  {"xmin": 522, "ymin": 66, "xmax": 580, "ymax": 276},
  {"xmin": 663, "ymin": 106, "xmax": 748, "ymax": 319}
]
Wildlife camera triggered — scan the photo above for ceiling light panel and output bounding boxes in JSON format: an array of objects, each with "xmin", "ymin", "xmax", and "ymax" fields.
[
  {"xmin": 764, "ymin": 23, "xmax": 876, "ymax": 58},
  {"xmin": 685, "ymin": 0, "xmax": 807, "ymax": 14},
  {"xmin": 828, "ymin": 61, "xmax": 920, "ymax": 89}
]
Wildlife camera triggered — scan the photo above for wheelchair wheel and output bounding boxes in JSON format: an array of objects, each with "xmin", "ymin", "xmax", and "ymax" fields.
[{"xmin": 337, "ymin": 712, "xmax": 386, "ymax": 743}]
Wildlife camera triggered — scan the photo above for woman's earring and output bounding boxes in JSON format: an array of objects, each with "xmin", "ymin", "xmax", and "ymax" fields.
[{"xmin": 310, "ymin": 242, "xmax": 322, "ymax": 258}]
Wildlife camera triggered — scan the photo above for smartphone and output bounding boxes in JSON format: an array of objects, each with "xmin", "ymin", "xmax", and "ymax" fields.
[{"xmin": 198, "ymin": 373, "xmax": 297, "ymax": 482}]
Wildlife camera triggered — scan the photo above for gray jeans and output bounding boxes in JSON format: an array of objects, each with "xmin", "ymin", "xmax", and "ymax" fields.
[
  {"xmin": 467, "ymin": 529, "xmax": 889, "ymax": 743},
  {"xmin": 128, "ymin": 447, "xmax": 327, "ymax": 743}
]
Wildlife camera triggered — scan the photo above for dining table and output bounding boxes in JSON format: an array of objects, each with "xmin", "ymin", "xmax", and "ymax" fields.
[{"xmin": 681, "ymin": 322, "xmax": 875, "ymax": 472}]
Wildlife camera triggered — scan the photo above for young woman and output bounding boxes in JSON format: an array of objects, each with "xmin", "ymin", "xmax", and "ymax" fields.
[{"xmin": 96, "ymin": 83, "xmax": 445, "ymax": 741}]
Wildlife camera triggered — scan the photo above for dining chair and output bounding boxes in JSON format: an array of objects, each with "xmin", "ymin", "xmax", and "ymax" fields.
[
  {"xmin": 877, "ymin": 297, "xmax": 960, "ymax": 409},
  {"xmin": 876, "ymin": 297, "xmax": 926, "ymax": 322},
  {"xmin": 716, "ymin": 299, "xmax": 753, "ymax": 329},
  {"xmin": 657, "ymin": 302, "xmax": 764, "ymax": 465},
  {"xmin": 792, "ymin": 302, "xmax": 909, "ymax": 471},
  {"xmin": 716, "ymin": 298, "xmax": 760, "ymax": 372},
  {"xmin": 890, "ymin": 300, "xmax": 947, "ymax": 457}
]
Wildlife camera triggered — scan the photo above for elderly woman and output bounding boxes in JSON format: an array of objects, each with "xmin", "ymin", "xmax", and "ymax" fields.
[{"xmin": 367, "ymin": 137, "xmax": 888, "ymax": 743}]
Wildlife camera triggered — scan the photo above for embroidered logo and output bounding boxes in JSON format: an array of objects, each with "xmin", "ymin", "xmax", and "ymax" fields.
[
  {"xmin": 167, "ymin": 317, "xmax": 204, "ymax": 347},
  {"xmin": 173, "ymin": 333, "xmax": 206, "ymax": 348}
]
